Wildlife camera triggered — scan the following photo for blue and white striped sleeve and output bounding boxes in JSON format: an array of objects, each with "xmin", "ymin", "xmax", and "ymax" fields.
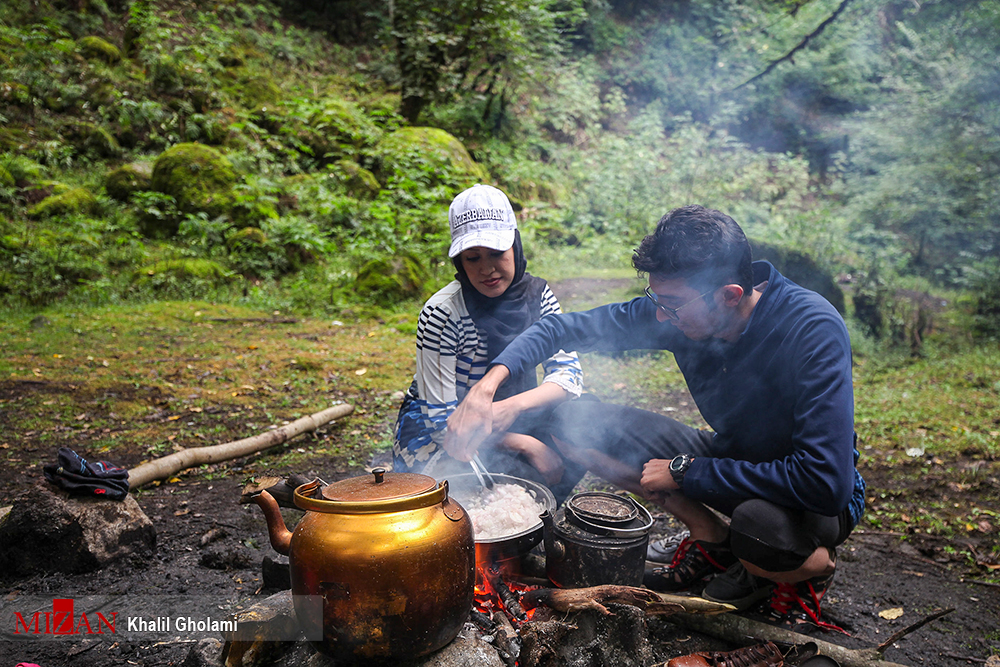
[{"xmin": 539, "ymin": 285, "xmax": 583, "ymax": 397}]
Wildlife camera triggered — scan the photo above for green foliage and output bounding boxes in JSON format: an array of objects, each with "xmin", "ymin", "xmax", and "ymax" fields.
[
  {"xmin": 751, "ymin": 239, "xmax": 845, "ymax": 314},
  {"xmin": 969, "ymin": 263, "xmax": 1000, "ymax": 341},
  {"xmin": 132, "ymin": 258, "xmax": 235, "ymax": 289}
]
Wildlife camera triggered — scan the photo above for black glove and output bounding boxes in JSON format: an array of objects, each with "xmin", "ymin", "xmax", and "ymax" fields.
[{"xmin": 43, "ymin": 447, "xmax": 130, "ymax": 500}]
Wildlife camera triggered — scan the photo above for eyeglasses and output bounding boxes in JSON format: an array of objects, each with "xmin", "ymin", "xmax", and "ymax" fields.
[{"xmin": 644, "ymin": 287, "xmax": 715, "ymax": 320}]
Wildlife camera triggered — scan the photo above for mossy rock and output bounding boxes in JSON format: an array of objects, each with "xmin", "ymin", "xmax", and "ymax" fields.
[
  {"xmin": 373, "ymin": 126, "xmax": 488, "ymax": 189},
  {"xmin": 750, "ymin": 239, "xmax": 845, "ymax": 314},
  {"xmin": 0, "ymin": 165, "xmax": 13, "ymax": 189},
  {"xmin": 296, "ymin": 99, "xmax": 381, "ymax": 163},
  {"xmin": 27, "ymin": 188, "xmax": 100, "ymax": 218},
  {"xmin": 85, "ymin": 81, "xmax": 117, "ymax": 108},
  {"xmin": 227, "ymin": 226, "xmax": 268, "ymax": 250},
  {"xmin": 533, "ymin": 225, "xmax": 580, "ymax": 247},
  {"xmin": 66, "ymin": 122, "xmax": 121, "ymax": 157},
  {"xmin": 334, "ymin": 159, "xmax": 380, "ymax": 200},
  {"xmin": 132, "ymin": 259, "xmax": 235, "ymax": 287},
  {"xmin": 355, "ymin": 253, "xmax": 429, "ymax": 305},
  {"xmin": 151, "ymin": 143, "xmax": 236, "ymax": 220},
  {"xmin": 234, "ymin": 75, "xmax": 281, "ymax": 108},
  {"xmin": 105, "ymin": 163, "xmax": 152, "ymax": 201},
  {"xmin": 77, "ymin": 36, "xmax": 121, "ymax": 64}
]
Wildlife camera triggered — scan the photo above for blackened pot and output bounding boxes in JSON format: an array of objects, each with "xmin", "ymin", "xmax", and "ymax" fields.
[{"xmin": 542, "ymin": 492, "xmax": 653, "ymax": 587}]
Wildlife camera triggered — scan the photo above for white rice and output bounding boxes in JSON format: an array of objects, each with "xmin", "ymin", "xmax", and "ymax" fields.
[{"xmin": 464, "ymin": 483, "xmax": 547, "ymax": 540}]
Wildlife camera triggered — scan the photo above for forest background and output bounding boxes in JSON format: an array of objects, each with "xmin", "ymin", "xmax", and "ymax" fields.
[{"xmin": 1, "ymin": 0, "xmax": 998, "ymax": 578}]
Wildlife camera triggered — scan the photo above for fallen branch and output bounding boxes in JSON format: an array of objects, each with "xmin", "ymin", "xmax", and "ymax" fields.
[
  {"xmin": 519, "ymin": 585, "xmax": 731, "ymax": 617},
  {"xmin": 876, "ymin": 608, "xmax": 953, "ymax": 653},
  {"xmin": 668, "ymin": 610, "xmax": 926, "ymax": 667},
  {"xmin": 128, "ymin": 404, "xmax": 354, "ymax": 489}
]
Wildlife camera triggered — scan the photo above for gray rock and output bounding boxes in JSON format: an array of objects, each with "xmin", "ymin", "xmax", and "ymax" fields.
[
  {"xmin": 221, "ymin": 590, "xmax": 300, "ymax": 667},
  {"xmin": 182, "ymin": 637, "xmax": 225, "ymax": 667},
  {"xmin": 0, "ymin": 481, "xmax": 156, "ymax": 575}
]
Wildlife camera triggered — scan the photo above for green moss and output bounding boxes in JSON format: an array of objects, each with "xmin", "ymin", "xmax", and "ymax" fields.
[
  {"xmin": 355, "ymin": 253, "xmax": 429, "ymax": 305},
  {"xmin": 151, "ymin": 143, "xmax": 236, "ymax": 220},
  {"xmin": 374, "ymin": 126, "xmax": 488, "ymax": 188},
  {"xmin": 77, "ymin": 36, "xmax": 121, "ymax": 64},
  {"xmin": 334, "ymin": 159, "xmax": 380, "ymax": 200},
  {"xmin": 132, "ymin": 259, "xmax": 235, "ymax": 286},
  {"xmin": 27, "ymin": 188, "xmax": 99, "ymax": 218},
  {"xmin": 227, "ymin": 227, "xmax": 268, "ymax": 250},
  {"xmin": 0, "ymin": 165, "xmax": 13, "ymax": 189},
  {"xmin": 105, "ymin": 163, "xmax": 152, "ymax": 201},
  {"xmin": 2, "ymin": 156, "xmax": 45, "ymax": 185}
]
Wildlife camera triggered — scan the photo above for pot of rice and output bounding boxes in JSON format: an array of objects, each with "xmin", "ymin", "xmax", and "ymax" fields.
[{"xmin": 447, "ymin": 473, "xmax": 556, "ymax": 563}]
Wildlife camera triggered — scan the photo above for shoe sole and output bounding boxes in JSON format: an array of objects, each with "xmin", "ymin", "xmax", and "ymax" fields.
[{"xmin": 703, "ymin": 583, "xmax": 774, "ymax": 611}]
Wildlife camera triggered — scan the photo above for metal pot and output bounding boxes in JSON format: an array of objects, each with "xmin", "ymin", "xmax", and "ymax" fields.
[
  {"xmin": 447, "ymin": 473, "xmax": 556, "ymax": 565},
  {"xmin": 253, "ymin": 469, "xmax": 475, "ymax": 663},
  {"xmin": 542, "ymin": 491, "xmax": 653, "ymax": 587}
]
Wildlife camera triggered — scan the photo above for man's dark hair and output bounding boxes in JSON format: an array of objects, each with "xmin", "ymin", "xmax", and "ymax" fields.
[{"xmin": 632, "ymin": 205, "xmax": 753, "ymax": 293}]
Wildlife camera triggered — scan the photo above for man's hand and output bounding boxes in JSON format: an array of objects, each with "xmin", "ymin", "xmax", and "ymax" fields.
[
  {"xmin": 640, "ymin": 458, "xmax": 679, "ymax": 497},
  {"xmin": 444, "ymin": 365, "xmax": 510, "ymax": 462}
]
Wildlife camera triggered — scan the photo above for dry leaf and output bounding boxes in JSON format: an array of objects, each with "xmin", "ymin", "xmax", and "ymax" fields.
[
  {"xmin": 167, "ymin": 415, "xmax": 181, "ymax": 421},
  {"xmin": 879, "ymin": 607, "xmax": 904, "ymax": 620},
  {"xmin": 355, "ymin": 368, "xmax": 367, "ymax": 376},
  {"xmin": 174, "ymin": 509, "xmax": 190, "ymax": 516}
]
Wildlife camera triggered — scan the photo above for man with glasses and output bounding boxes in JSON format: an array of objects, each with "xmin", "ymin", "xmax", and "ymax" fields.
[{"xmin": 445, "ymin": 205, "xmax": 865, "ymax": 633}]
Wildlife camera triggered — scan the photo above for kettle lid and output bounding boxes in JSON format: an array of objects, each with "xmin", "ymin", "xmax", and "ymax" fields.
[{"xmin": 321, "ymin": 468, "xmax": 436, "ymax": 502}]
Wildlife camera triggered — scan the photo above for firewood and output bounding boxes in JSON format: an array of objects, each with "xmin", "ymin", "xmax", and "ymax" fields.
[
  {"xmin": 128, "ymin": 404, "xmax": 353, "ymax": 489},
  {"xmin": 668, "ymin": 611, "xmax": 919, "ymax": 667},
  {"xmin": 519, "ymin": 585, "xmax": 724, "ymax": 617},
  {"xmin": 485, "ymin": 568, "xmax": 527, "ymax": 621},
  {"xmin": 491, "ymin": 609, "xmax": 520, "ymax": 667}
]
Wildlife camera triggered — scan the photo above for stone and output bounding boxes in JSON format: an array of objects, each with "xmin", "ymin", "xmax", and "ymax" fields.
[
  {"xmin": 182, "ymin": 637, "xmax": 225, "ymax": 667},
  {"xmin": 151, "ymin": 143, "xmax": 237, "ymax": 226},
  {"xmin": 519, "ymin": 604, "xmax": 654, "ymax": 667},
  {"xmin": 333, "ymin": 159, "xmax": 380, "ymax": 199},
  {"xmin": 105, "ymin": 163, "xmax": 152, "ymax": 201},
  {"xmin": 77, "ymin": 36, "xmax": 122, "ymax": 64},
  {"xmin": 27, "ymin": 187, "xmax": 100, "ymax": 218},
  {"xmin": 373, "ymin": 126, "xmax": 488, "ymax": 188},
  {"xmin": 221, "ymin": 590, "xmax": 300, "ymax": 667},
  {"xmin": 355, "ymin": 252, "xmax": 429, "ymax": 305},
  {"xmin": 261, "ymin": 555, "xmax": 291, "ymax": 591},
  {"xmin": 0, "ymin": 481, "xmax": 156, "ymax": 576}
]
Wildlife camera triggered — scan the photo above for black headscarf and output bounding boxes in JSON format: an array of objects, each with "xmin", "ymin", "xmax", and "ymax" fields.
[{"xmin": 452, "ymin": 230, "xmax": 548, "ymax": 401}]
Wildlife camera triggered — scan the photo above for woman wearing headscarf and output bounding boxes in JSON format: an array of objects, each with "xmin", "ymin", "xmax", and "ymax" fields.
[{"xmin": 392, "ymin": 184, "xmax": 585, "ymax": 503}]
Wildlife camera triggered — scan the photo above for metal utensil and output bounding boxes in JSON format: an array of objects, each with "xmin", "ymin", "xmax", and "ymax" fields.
[{"xmin": 469, "ymin": 454, "xmax": 496, "ymax": 490}]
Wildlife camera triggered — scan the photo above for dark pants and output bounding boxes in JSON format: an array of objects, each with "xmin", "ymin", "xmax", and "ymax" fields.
[{"xmin": 552, "ymin": 398, "xmax": 852, "ymax": 571}]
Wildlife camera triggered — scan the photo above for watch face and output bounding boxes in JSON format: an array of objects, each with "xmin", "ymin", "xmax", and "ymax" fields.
[{"xmin": 670, "ymin": 456, "xmax": 685, "ymax": 472}]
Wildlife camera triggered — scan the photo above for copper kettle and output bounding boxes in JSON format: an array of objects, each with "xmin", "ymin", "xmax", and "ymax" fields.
[{"xmin": 253, "ymin": 468, "xmax": 476, "ymax": 662}]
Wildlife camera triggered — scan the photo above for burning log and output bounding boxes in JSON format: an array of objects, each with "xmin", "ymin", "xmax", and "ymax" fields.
[
  {"xmin": 484, "ymin": 566, "xmax": 528, "ymax": 622},
  {"xmin": 491, "ymin": 609, "xmax": 521, "ymax": 667},
  {"xmin": 519, "ymin": 585, "xmax": 731, "ymax": 617}
]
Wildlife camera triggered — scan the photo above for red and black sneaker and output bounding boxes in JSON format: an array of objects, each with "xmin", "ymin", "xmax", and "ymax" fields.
[
  {"xmin": 766, "ymin": 566, "xmax": 849, "ymax": 635},
  {"xmin": 643, "ymin": 537, "xmax": 735, "ymax": 592}
]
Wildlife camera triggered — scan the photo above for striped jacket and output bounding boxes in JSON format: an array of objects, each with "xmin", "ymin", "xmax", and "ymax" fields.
[{"xmin": 393, "ymin": 280, "xmax": 583, "ymax": 471}]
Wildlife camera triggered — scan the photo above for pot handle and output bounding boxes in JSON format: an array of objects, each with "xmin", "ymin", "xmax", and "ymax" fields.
[{"xmin": 441, "ymin": 481, "xmax": 466, "ymax": 521}]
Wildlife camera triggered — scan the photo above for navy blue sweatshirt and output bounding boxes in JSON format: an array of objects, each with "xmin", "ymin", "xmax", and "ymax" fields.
[{"xmin": 493, "ymin": 262, "xmax": 865, "ymax": 522}]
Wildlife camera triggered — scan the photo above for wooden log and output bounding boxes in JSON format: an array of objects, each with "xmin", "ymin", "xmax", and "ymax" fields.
[
  {"xmin": 669, "ymin": 612, "xmax": 910, "ymax": 667},
  {"xmin": 128, "ymin": 404, "xmax": 354, "ymax": 489},
  {"xmin": 519, "ymin": 585, "xmax": 730, "ymax": 617}
]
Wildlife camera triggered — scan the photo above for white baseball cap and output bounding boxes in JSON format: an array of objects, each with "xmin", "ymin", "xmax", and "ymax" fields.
[{"xmin": 448, "ymin": 184, "xmax": 517, "ymax": 258}]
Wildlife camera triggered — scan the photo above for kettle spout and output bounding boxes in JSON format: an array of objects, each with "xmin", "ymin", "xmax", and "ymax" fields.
[
  {"xmin": 253, "ymin": 490, "xmax": 292, "ymax": 555},
  {"xmin": 540, "ymin": 509, "xmax": 554, "ymax": 531}
]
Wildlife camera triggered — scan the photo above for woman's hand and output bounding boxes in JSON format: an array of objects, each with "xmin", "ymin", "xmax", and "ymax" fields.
[
  {"xmin": 445, "ymin": 365, "xmax": 510, "ymax": 462},
  {"xmin": 640, "ymin": 458, "xmax": 679, "ymax": 497}
]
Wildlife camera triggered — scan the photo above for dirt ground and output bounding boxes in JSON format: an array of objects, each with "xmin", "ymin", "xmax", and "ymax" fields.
[{"xmin": 1, "ymin": 279, "xmax": 998, "ymax": 666}]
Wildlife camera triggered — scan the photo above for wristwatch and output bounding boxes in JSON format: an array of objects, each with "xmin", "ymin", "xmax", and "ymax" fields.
[{"xmin": 669, "ymin": 453, "xmax": 694, "ymax": 487}]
